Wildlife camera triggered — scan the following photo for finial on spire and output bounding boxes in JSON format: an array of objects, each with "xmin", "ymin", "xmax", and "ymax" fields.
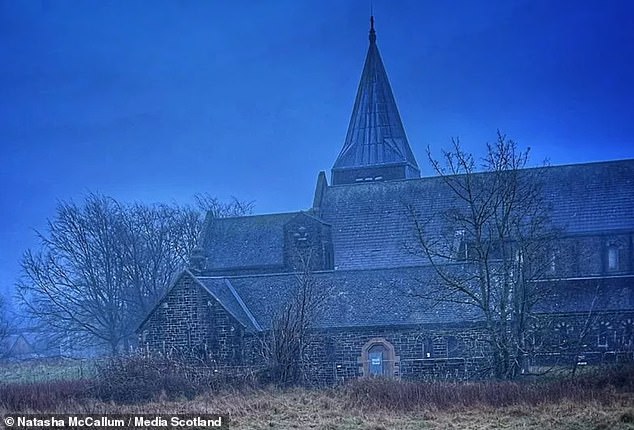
[{"xmin": 369, "ymin": 15, "xmax": 376, "ymax": 44}]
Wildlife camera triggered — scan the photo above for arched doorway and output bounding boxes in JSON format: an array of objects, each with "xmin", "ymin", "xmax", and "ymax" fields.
[
  {"xmin": 359, "ymin": 338, "xmax": 399, "ymax": 378},
  {"xmin": 368, "ymin": 344, "xmax": 387, "ymax": 376}
]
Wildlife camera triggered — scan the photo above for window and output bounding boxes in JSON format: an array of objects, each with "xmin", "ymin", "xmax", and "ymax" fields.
[
  {"xmin": 453, "ymin": 230, "xmax": 467, "ymax": 261},
  {"xmin": 608, "ymin": 245, "xmax": 619, "ymax": 271},
  {"xmin": 293, "ymin": 226, "xmax": 309, "ymax": 245},
  {"xmin": 549, "ymin": 250, "xmax": 557, "ymax": 273},
  {"xmin": 597, "ymin": 321, "xmax": 612, "ymax": 348},
  {"xmin": 447, "ymin": 336, "xmax": 460, "ymax": 358},
  {"xmin": 324, "ymin": 336, "xmax": 335, "ymax": 361},
  {"xmin": 555, "ymin": 322, "xmax": 572, "ymax": 349},
  {"xmin": 422, "ymin": 336, "xmax": 450, "ymax": 358},
  {"xmin": 323, "ymin": 242, "xmax": 334, "ymax": 270},
  {"xmin": 422, "ymin": 338, "xmax": 433, "ymax": 358},
  {"xmin": 620, "ymin": 319, "xmax": 633, "ymax": 350}
]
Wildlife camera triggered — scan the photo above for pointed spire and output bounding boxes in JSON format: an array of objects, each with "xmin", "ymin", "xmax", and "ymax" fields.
[{"xmin": 331, "ymin": 16, "xmax": 420, "ymax": 185}]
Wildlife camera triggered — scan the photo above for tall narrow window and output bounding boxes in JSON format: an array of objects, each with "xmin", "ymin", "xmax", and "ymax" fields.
[
  {"xmin": 597, "ymin": 321, "xmax": 612, "ymax": 348},
  {"xmin": 549, "ymin": 250, "xmax": 557, "ymax": 273},
  {"xmin": 453, "ymin": 230, "xmax": 467, "ymax": 261},
  {"xmin": 422, "ymin": 338, "xmax": 433, "ymax": 358},
  {"xmin": 323, "ymin": 242, "xmax": 334, "ymax": 270},
  {"xmin": 608, "ymin": 245, "xmax": 619, "ymax": 271}
]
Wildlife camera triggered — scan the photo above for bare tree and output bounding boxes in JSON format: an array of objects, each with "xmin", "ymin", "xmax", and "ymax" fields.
[
  {"xmin": 194, "ymin": 193, "xmax": 254, "ymax": 218},
  {"xmin": 408, "ymin": 133, "xmax": 558, "ymax": 379},
  {"xmin": 0, "ymin": 294, "xmax": 9, "ymax": 355},
  {"xmin": 117, "ymin": 202, "xmax": 200, "ymax": 345},
  {"xmin": 261, "ymin": 248, "xmax": 329, "ymax": 386},
  {"xmin": 18, "ymin": 195, "xmax": 130, "ymax": 354},
  {"xmin": 18, "ymin": 193, "xmax": 252, "ymax": 355}
]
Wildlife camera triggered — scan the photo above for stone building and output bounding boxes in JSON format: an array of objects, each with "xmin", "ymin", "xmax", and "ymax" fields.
[{"xmin": 138, "ymin": 18, "xmax": 634, "ymax": 383}]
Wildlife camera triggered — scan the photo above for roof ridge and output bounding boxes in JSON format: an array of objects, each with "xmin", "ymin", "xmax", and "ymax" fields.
[
  {"xmin": 325, "ymin": 158, "xmax": 634, "ymax": 189},
  {"xmin": 209, "ymin": 211, "xmax": 302, "ymax": 222}
]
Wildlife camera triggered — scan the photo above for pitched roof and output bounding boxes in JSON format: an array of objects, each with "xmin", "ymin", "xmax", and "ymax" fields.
[
  {"xmin": 197, "ymin": 269, "xmax": 634, "ymax": 331},
  {"xmin": 197, "ymin": 278, "xmax": 262, "ymax": 332},
  {"xmin": 203, "ymin": 266, "xmax": 484, "ymax": 330},
  {"xmin": 137, "ymin": 271, "xmax": 263, "ymax": 334},
  {"xmin": 332, "ymin": 17, "xmax": 419, "ymax": 175},
  {"xmin": 319, "ymin": 159, "xmax": 634, "ymax": 271},
  {"xmin": 199, "ymin": 212, "xmax": 299, "ymax": 272},
  {"xmin": 539, "ymin": 159, "xmax": 634, "ymax": 233},
  {"xmin": 192, "ymin": 160, "xmax": 634, "ymax": 275},
  {"xmin": 534, "ymin": 275, "xmax": 634, "ymax": 314}
]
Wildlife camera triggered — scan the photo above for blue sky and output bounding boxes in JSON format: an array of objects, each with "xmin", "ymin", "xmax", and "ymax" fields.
[{"xmin": 1, "ymin": 0, "xmax": 633, "ymax": 299}]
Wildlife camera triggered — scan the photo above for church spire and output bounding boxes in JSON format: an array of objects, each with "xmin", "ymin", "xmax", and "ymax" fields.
[{"xmin": 331, "ymin": 16, "xmax": 420, "ymax": 185}]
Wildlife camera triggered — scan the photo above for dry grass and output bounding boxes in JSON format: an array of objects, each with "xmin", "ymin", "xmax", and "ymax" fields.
[
  {"xmin": 1, "ymin": 363, "xmax": 633, "ymax": 429},
  {"xmin": 0, "ymin": 358, "xmax": 93, "ymax": 383},
  {"xmin": 1, "ymin": 387, "xmax": 631, "ymax": 430}
]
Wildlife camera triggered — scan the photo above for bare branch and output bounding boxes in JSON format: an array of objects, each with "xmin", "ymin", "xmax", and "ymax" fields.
[{"xmin": 409, "ymin": 134, "xmax": 559, "ymax": 379}]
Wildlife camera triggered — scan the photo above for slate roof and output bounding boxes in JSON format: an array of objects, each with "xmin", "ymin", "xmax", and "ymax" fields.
[
  {"xmin": 534, "ymin": 275, "xmax": 634, "ymax": 314},
  {"xmin": 155, "ymin": 159, "xmax": 634, "ymax": 332},
  {"xmin": 199, "ymin": 212, "xmax": 298, "ymax": 271},
  {"xmin": 197, "ymin": 270, "xmax": 634, "ymax": 332},
  {"xmin": 319, "ymin": 159, "xmax": 634, "ymax": 271},
  {"xmin": 196, "ymin": 160, "xmax": 634, "ymax": 274},
  {"xmin": 332, "ymin": 17, "xmax": 419, "ymax": 175},
  {"xmin": 199, "ymin": 266, "xmax": 484, "ymax": 330},
  {"xmin": 197, "ymin": 278, "xmax": 262, "ymax": 332},
  {"xmin": 539, "ymin": 160, "xmax": 634, "ymax": 233}
]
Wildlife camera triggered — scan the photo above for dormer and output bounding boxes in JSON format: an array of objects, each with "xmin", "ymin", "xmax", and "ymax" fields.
[{"xmin": 283, "ymin": 212, "xmax": 334, "ymax": 271}]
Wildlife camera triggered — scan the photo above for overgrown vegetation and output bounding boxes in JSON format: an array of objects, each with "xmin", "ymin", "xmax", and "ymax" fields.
[
  {"xmin": 0, "ymin": 379, "xmax": 90, "ymax": 411},
  {"xmin": 91, "ymin": 356, "xmax": 255, "ymax": 403},
  {"xmin": 1, "ymin": 359, "xmax": 632, "ymax": 429},
  {"xmin": 0, "ymin": 358, "xmax": 94, "ymax": 383},
  {"xmin": 344, "ymin": 365, "xmax": 634, "ymax": 411}
]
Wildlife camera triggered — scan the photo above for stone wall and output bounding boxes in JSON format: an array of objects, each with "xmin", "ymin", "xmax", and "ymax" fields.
[
  {"xmin": 554, "ymin": 233, "xmax": 633, "ymax": 278},
  {"xmin": 139, "ymin": 273, "xmax": 634, "ymax": 385},
  {"xmin": 139, "ymin": 273, "xmax": 246, "ymax": 366},
  {"xmin": 301, "ymin": 324, "xmax": 491, "ymax": 385},
  {"xmin": 300, "ymin": 311, "xmax": 634, "ymax": 385},
  {"xmin": 530, "ymin": 311, "xmax": 634, "ymax": 367},
  {"xmin": 283, "ymin": 213, "xmax": 333, "ymax": 272}
]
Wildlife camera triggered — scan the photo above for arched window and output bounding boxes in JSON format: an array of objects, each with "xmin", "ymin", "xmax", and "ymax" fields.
[
  {"xmin": 608, "ymin": 245, "xmax": 620, "ymax": 271},
  {"xmin": 555, "ymin": 322, "xmax": 573, "ymax": 349}
]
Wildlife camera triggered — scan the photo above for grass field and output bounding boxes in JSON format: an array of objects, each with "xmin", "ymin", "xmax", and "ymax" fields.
[
  {"xmin": 1, "ymin": 387, "xmax": 632, "ymax": 429},
  {"xmin": 0, "ymin": 359, "xmax": 633, "ymax": 429},
  {"xmin": 0, "ymin": 358, "xmax": 94, "ymax": 383},
  {"xmin": 161, "ymin": 390, "xmax": 634, "ymax": 430}
]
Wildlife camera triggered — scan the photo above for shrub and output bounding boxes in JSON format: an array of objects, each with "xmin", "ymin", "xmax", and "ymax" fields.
[
  {"xmin": 0, "ymin": 380, "xmax": 90, "ymax": 411},
  {"xmin": 92, "ymin": 355, "xmax": 257, "ymax": 403},
  {"xmin": 343, "ymin": 364, "xmax": 634, "ymax": 411}
]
